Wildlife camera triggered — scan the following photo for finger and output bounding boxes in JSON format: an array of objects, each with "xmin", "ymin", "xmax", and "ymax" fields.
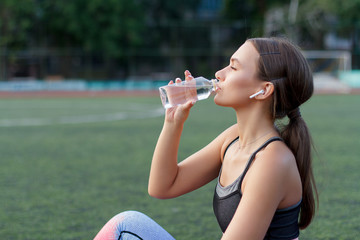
[
  {"xmin": 168, "ymin": 80, "xmax": 174, "ymax": 85},
  {"xmin": 183, "ymin": 100, "xmax": 195, "ymax": 110},
  {"xmin": 175, "ymin": 78, "xmax": 182, "ymax": 84},
  {"xmin": 184, "ymin": 70, "xmax": 193, "ymax": 81}
]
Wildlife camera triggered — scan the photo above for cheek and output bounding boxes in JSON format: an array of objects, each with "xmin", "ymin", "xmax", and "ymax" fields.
[
  {"xmin": 229, "ymin": 74, "xmax": 255, "ymax": 96},
  {"xmin": 214, "ymin": 75, "xmax": 257, "ymax": 106},
  {"xmin": 214, "ymin": 85, "xmax": 250, "ymax": 107},
  {"xmin": 214, "ymin": 91, "xmax": 250, "ymax": 108}
]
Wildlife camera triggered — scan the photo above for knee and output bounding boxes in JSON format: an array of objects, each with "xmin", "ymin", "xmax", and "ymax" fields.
[
  {"xmin": 113, "ymin": 210, "xmax": 144, "ymax": 219},
  {"xmin": 94, "ymin": 211, "xmax": 146, "ymax": 240},
  {"xmin": 109, "ymin": 210, "xmax": 146, "ymax": 225},
  {"xmin": 120, "ymin": 210, "xmax": 144, "ymax": 217}
]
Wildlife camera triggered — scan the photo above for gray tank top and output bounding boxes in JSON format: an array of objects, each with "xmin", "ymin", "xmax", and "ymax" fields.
[{"xmin": 213, "ymin": 136, "xmax": 301, "ymax": 239}]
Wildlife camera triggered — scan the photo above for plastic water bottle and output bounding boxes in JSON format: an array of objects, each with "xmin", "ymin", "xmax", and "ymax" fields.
[{"xmin": 159, "ymin": 77, "xmax": 219, "ymax": 109}]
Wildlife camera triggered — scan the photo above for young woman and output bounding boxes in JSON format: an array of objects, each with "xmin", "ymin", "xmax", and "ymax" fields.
[{"xmin": 94, "ymin": 37, "xmax": 318, "ymax": 240}]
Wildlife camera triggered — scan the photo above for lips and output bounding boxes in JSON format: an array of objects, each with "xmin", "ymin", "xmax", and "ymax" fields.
[{"xmin": 215, "ymin": 84, "xmax": 222, "ymax": 92}]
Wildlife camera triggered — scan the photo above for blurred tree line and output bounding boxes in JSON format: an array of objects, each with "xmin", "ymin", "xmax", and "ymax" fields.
[{"xmin": 0, "ymin": 0, "xmax": 359, "ymax": 81}]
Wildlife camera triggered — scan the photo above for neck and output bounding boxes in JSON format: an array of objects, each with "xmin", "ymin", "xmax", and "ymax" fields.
[{"xmin": 235, "ymin": 106, "xmax": 278, "ymax": 150}]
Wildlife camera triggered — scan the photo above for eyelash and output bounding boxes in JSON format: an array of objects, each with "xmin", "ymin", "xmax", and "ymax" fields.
[{"xmin": 230, "ymin": 66, "xmax": 237, "ymax": 70}]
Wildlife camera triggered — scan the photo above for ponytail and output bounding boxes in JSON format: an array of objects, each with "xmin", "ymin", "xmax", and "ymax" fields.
[{"xmin": 281, "ymin": 108, "xmax": 318, "ymax": 229}]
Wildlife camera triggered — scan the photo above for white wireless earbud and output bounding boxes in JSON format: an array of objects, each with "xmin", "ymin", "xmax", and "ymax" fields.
[{"xmin": 249, "ymin": 90, "xmax": 265, "ymax": 99}]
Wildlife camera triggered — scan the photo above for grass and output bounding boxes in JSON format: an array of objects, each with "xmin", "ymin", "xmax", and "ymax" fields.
[{"xmin": 0, "ymin": 94, "xmax": 359, "ymax": 239}]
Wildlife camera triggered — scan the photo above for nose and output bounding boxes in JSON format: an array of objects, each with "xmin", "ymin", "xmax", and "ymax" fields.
[{"xmin": 215, "ymin": 68, "xmax": 225, "ymax": 82}]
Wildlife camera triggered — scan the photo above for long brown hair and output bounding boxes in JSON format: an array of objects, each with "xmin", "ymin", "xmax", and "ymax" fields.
[{"xmin": 248, "ymin": 37, "xmax": 318, "ymax": 229}]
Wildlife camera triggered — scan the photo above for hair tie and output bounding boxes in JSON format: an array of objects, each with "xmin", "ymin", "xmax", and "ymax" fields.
[{"xmin": 287, "ymin": 107, "xmax": 301, "ymax": 120}]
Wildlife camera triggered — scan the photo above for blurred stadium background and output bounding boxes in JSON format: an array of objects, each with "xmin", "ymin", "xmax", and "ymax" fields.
[{"xmin": 1, "ymin": 0, "xmax": 360, "ymax": 94}]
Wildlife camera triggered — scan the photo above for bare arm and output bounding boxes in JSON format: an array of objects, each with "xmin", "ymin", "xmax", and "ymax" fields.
[
  {"xmin": 148, "ymin": 112, "xmax": 187, "ymax": 198},
  {"xmin": 148, "ymin": 71, "xmax": 231, "ymax": 199},
  {"xmin": 148, "ymin": 103, "xmax": 227, "ymax": 199}
]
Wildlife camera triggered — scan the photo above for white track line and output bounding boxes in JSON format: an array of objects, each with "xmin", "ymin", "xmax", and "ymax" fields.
[{"xmin": 0, "ymin": 107, "xmax": 164, "ymax": 127}]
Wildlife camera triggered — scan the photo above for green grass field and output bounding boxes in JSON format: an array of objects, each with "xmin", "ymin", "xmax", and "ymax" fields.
[{"xmin": 0, "ymin": 94, "xmax": 359, "ymax": 240}]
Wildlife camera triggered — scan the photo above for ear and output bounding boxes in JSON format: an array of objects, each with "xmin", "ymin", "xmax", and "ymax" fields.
[{"xmin": 256, "ymin": 82, "xmax": 274, "ymax": 100}]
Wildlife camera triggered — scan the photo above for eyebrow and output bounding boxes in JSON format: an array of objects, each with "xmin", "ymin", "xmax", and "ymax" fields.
[{"xmin": 230, "ymin": 58, "xmax": 241, "ymax": 65}]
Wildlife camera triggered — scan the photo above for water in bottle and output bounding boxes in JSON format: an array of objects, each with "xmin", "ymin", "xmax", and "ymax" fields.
[{"xmin": 159, "ymin": 77, "xmax": 219, "ymax": 109}]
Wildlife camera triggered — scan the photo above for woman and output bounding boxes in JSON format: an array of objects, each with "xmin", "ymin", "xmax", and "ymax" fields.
[{"xmin": 94, "ymin": 37, "xmax": 318, "ymax": 240}]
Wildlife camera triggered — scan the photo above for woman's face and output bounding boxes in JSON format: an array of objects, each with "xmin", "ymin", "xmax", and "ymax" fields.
[{"xmin": 214, "ymin": 41, "xmax": 262, "ymax": 108}]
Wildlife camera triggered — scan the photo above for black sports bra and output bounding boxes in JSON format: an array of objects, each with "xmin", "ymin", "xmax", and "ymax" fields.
[{"xmin": 213, "ymin": 137, "xmax": 301, "ymax": 239}]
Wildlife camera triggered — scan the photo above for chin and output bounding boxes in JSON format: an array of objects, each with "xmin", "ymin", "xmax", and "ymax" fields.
[
  {"xmin": 214, "ymin": 96, "xmax": 228, "ymax": 107},
  {"xmin": 213, "ymin": 95, "xmax": 220, "ymax": 105}
]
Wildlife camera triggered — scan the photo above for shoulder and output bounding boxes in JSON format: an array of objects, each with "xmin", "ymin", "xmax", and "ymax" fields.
[
  {"xmin": 257, "ymin": 139, "xmax": 295, "ymax": 171},
  {"xmin": 243, "ymin": 140, "xmax": 297, "ymax": 195},
  {"xmin": 221, "ymin": 123, "xmax": 238, "ymax": 137}
]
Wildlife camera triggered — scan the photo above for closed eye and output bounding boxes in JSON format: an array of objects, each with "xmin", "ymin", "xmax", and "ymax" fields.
[{"xmin": 230, "ymin": 58, "xmax": 240, "ymax": 71}]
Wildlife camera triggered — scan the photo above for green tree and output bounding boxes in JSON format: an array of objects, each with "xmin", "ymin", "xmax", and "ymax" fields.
[
  {"xmin": 0, "ymin": 0, "xmax": 37, "ymax": 79},
  {"xmin": 41, "ymin": 0, "xmax": 145, "ymax": 57},
  {"xmin": 222, "ymin": 0, "xmax": 290, "ymax": 33},
  {"xmin": 0, "ymin": 0, "xmax": 36, "ymax": 49},
  {"xmin": 1, "ymin": 0, "xmax": 205, "ymax": 79},
  {"xmin": 303, "ymin": 0, "xmax": 360, "ymax": 28}
]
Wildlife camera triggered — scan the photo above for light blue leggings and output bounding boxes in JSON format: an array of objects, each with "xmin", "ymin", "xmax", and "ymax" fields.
[{"xmin": 94, "ymin": 211, "xmax": 176, "ymax": 240}]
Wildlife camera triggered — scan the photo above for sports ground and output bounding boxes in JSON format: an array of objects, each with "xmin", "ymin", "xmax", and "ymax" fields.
[{"xmin": 0, "ymin": 86, "xmax": 359, "ymax": 239}]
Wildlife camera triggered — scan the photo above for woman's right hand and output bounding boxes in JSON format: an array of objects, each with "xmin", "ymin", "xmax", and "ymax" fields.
[{"xmin": 165, "ymin": 70, "xmax": 195, "ymax": 124}]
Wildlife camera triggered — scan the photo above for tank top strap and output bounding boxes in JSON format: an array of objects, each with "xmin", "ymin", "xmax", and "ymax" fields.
[
  {"xmin": 223, "ymin": 136, "xmax": 240, "ymax": 159},
  {"xmin": 238, "ymin": 137, "xmax": 283, "ymax": 191}
]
